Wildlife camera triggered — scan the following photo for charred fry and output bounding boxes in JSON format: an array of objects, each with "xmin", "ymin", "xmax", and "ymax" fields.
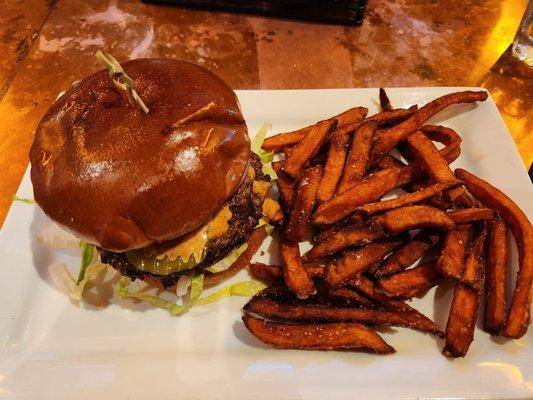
[
  {"xmin": 242, "ymin": 313, "xmax": 395, "ymax": 353},
  {"xmin": 349, "ymin": 275, "xmax": 444, "ymax": 337},
  {"xmin": 329, "ymin": 287, "xmax": 375, "ymax": 308},
  {"xmin": 248, "ymin": 262, "xmax": 325, "ymax": 284},
  {"xmin": 379, "ymin": 87, "xmax": 393, "ymax": 111},
  {"xmin": 245, "ymin": 297, "xmax": 442, "ymax": 336}
]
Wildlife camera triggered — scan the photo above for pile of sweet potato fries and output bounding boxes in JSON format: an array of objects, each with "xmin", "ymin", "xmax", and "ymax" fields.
[{"xmin": 242, "ymin": 89, "xmax": 532, "ymax": 357}]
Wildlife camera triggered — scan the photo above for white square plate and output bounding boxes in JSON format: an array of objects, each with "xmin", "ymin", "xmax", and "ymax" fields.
[{"xmin": 1, "ymin": 88, "xmax": 532, "ymax": 399}]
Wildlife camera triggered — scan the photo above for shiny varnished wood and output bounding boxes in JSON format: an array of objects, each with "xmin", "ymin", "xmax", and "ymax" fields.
[{"xmin": 0, "ymin": 0, "xmax": 530, "ymax": 226}]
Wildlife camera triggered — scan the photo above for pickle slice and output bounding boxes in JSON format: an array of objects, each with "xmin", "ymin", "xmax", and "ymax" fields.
[{"xmin": 126, "ymin": 247, "xmax": 206, "ymax": 276}]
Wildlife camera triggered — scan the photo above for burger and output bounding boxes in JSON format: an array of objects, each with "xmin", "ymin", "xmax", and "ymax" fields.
[{"xmin": 30, "ymin": 58, "xmax": 275, "ymax": 288}]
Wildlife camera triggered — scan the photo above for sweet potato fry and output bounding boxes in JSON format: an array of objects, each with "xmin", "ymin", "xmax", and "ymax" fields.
[
  {"xmin": 326, "ymin": 237, "xmax": 405, "ymax": 288},
  {"xmin": 263, "ymin": 107, "xmax": 367, "ymax": 152},
  {"xmin": 245, "ymin": 297, "xmax": 442, "ymax": 336},
  {"xmin": 356, "ymin": 181, "xmax": 461, "ymax": 216},
  {"xmin": 204, "ymin": 227, "xmax": 267, "ymax": 286},
  {"xmin": 313, "ymin": 168, "xmax": 400, "ymax": 226},
  {"xmin": 316, "ymin": 133, "xmax": 350, "ymax": 203},
  {"xmin": 285, "ymin": 166, "xmax": 322, "ymax": 242},
  {"xmin": 379, "ymin": 87, "xmax": 393, "ymax": 111},
  {"xmin": 404, "ymin": 130, "xmax": 470, "ymax": 204},
  {"xmin": 242, "ymin": 313, "xmax": 395, "ymax": 353},
  {"xmin": 420, "ymin": 125, "xmax": 462, "ymax": 163},
  {"xmin": 312, "ymin": 224, "xmax": 341, "ymax": 244},
  {"xmin": 271, "ymin": 161, "xmax": 295, "ymax": 207},
  {"xmin": 373, "ymin": 205, "xmax": 454, "ymax": 234},
  {"xmin": 377, "ymin": 156, "xmax": 420, "ymax": 188},
  {"xmin": 378, "ymin": 130, "xmax": 462, "ymax": 189},
  {"xmin": 401, "ymin": 180, "xmax": 451, "ymax": 210},
  {"xmin": 456, "ymin": 168, "xmax": 533, "ymax": 339},
  {"xmin": 333, "ymin": 122, "xmax": 359, "ymax": 136},
  {"xmin": 248, "ymin": 262, "xmax": 324, "ymax": 284},
  {"xmin": 484, "ymin": 219, "xmax": 508, "ymax": 334},
  {"xmin": 437, "ymin": 225, "xmax": 472, "ymax": 280},
  {"xmin": 461, "ymin": 224, "xmax": 487, "ymax": 292},
  {"xmin": 284, "ymin": 119, "xmax": 336, "ymax": 179},
  {"xmin": 377, "ymin": 260, "xmax": 442, "ymax": 299},
  {"xmin": 370, "ymin": 90, "xmax": 488, "ymax": 163},
  {"xmin": 374, "ymin": 231, "xmax": 435, "ymax": 277},
  {"xmin": 329, "ymin": 287, "xmax": 375, "ymax": 308},
  {"xmin": 262, "ymin": 131, "xmax": 306, "ymax": 152},
  {"xmin": 349, "ymin": 275, "xmax": 444, "ymax": 337},
  {"xmin": 280, "ymin": 240, "xmax": 316, "ymax": 299},
  {"xmin": 447, "ymin": 208, "xmax": 496, "ymax": 224},
  {"xmin": 443, "ymin": 283, "xmax": 480, "ymax": 358},
  {"xmin": 246, "ymin": 297, "xmax": 401, "ymax": 324},
  {"xmin": 366, "ymin": 106, "xmax": 418, "ymax": 127},
  {"xmin": 282, "ymin": 146, "xmax": 293, "ymax": 159},
  {"xmin": 336, "ymin": 121, "xmax": 377, "ymax": 194},
  {"xmin": 303, "ymin": 225, "xmax": 383, "ymax": 262},
  {"xmin": 378, "ymin": 142, "xmax": 460, "ymax": 190}
]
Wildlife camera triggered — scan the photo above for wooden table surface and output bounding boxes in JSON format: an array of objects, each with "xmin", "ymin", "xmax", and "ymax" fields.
[{"xmin": 0, "ymin": 0, "xmax": 531, "ymax": 227}]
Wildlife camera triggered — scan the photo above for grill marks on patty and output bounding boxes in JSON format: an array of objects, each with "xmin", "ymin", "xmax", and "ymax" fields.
[{"xmin": 100, "ymin": 154, "xmax": 266, "ymax": 288}]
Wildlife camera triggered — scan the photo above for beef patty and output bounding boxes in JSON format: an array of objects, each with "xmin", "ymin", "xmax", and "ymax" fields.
[{"xmin": 100, "ymin": 154, "xmax": 265, "ymax": 288}]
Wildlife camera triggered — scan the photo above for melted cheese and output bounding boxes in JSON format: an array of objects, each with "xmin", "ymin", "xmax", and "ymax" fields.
[
  {"xmin": 253, "ymin": 180, "xmax": 271, "ymax": 197},
  {"xmin": 208, "ymin": 206, "xmax": 232, "ymax": 239},
  {"xmin": 157, "ymin": 226, "xmax": 208, "ymax": 262},
  {"xmin": 263, "ymin": 197, "xmax": 281, "ymax": 221},
  {"xmin": 155, "ymin": 205, "xmax": 232, "ymax": 262}
]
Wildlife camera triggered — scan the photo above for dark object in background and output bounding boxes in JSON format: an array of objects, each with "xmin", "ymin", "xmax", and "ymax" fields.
[{"xmin": 145, "ymin": 0, "xmax": 368, "ymax": 26}]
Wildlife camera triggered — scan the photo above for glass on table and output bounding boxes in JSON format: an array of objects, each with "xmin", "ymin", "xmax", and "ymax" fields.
[{"xmin": 512, "ymin": 0, "xmax": 533, "ymax": 66}]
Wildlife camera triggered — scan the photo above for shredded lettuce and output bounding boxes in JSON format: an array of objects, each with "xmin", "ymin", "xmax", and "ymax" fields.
[
  {"xmin": 76, "ymin": 241, "xmax": 94, "ymax": 284},
  {"xmin": 118, "ymin": 272, "xmax": 204, "ymax": 315},
  {"xmin": 256, "ymin": 218, "xmax": 274, "ymax": 235},
  {"xmin": 13, "ymin": 196, "xmax": 36, "ymax": 204},
  {"xmin": 64, "ymin": 226, "xmax": 267, "ymax": 315},
  {"xmin": 251, "ymin": 124, "xmax": 277, "ymax": 180},
  {"xmin": 70, "ymin": 262, "xmax": 109, "ymax": 300},
  {"xmin": 251, "ymin": 123, "xmax": 270, "ymax": 155},
  {"xmin": 205, "ymin": 242, "xmax": 248, "ymax": 273},
  {"xmin": 195, "ymin": 280, "xmax": 266, "ymax": 306}
]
